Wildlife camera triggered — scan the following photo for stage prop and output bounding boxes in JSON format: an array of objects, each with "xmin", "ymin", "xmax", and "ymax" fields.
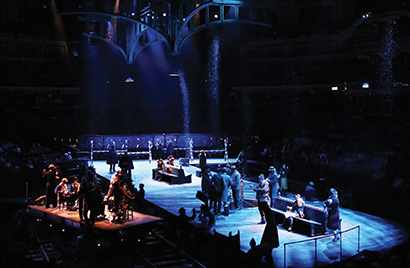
[
  {"xmin": 272, "ymin": 196, "xmax": 327, "ymax": 237},
  {"xmin": 78, "ymin": 133, "xmax": 226, "ymax": 160},
  {"xmin": 152, "ymin": 165, "xmax": 192, "ymax": 184},
  {"xmin": 28, "ymin": 205, "xmax": 162, "ymax": 232}
]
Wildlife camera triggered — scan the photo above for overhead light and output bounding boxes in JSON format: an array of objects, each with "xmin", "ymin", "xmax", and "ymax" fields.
[
  {"xmin": 125, "ymin": 77, "xmax": 134, "ymax": 83},
  {"xmin": 331, "ymin": 86, "xmax": 338, "ymax": 91},
  {"xmin": 362, "ymin": 12, "xmax": 371, "ymax": 18},
  {"xmin": 362, "ymin": 82, "xmax": 369, "ymax": 88},
  {"xmin": 169, "ymin": 73, "xmax": 180, "ymax": 77}
]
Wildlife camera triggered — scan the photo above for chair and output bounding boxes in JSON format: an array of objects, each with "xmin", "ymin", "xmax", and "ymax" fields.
[{"xmin": 124, "ymin": 198, "xmax": 135, "ymax": 220}]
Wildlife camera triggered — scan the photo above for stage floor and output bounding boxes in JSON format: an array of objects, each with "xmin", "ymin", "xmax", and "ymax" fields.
[
  {"xmin": 90, "ymin": 158, "xmax": 409, "ymax": 267},
  {"xmin": 28, "ymin": 205, "xmax": 162, "ymax": 231}
]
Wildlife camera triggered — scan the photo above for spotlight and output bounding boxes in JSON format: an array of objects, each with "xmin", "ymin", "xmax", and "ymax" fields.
[
  {"xmin": 362, "ymin": 12, "xmax": 371, "ymax": 18},
  {"xmin": 169, "ymin": 73, "xmax": 180, "ymax": 77},
  {"xmin": 362, "ymin": 82, "xmax": 369, "ymax": 88},
  {"xmin": 125, "ymin": 77, "xmax": 134, "ymax": 83},
  {"xmin": 331, "ymin": 86, "xmax": 338, "ymax": 91},
  {"xmin": 214, "ymin": 14, "xmax": 219, "ymax": 19},
  {"xmin": 163, "ymin": 12, "xmax": 166, "ymax": 17}
]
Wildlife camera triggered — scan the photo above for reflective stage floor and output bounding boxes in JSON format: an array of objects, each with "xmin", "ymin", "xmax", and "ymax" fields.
[{"xmin": 89, "ymin": 158, "xmax": 408, "ymax": 268}]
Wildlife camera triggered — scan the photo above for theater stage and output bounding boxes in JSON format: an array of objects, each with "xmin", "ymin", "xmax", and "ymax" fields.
[
  {"xmin": 28, "ymin": 205, "xmax": 162, "ymax": 232},
  {"xmin": 89, "ymin": 158, "xmax": 408, "ymax": 267}
]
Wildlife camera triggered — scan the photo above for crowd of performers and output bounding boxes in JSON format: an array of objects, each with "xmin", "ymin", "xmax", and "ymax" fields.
[{"xmin": 41, "ymin": 163, "xmax": 145, "ymax": 226}]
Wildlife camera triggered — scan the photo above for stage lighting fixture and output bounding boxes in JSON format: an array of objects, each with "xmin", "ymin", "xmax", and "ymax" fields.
[
  {"xmin": 362, "ymin": 12, "xmax": 371, "ymax": 18},
  {"xmin": 331, "ymin": 86, "xmax": 338, "ymax": 91},
  {"xmin": 169, "ymin": 72, "xmax": 180, "ymax": 77},
  {"xmin": 362, "ymin": 82, "xmax": 369, "ymax": 88},
  {"xmin": 214, "ymin": 14, "xmax": 219, "ymax": 19},
  {"xmin": 163, "ymin": 12, "xmax": 167, "ymax": 17},
  {"xmin": 125, "ymin": 77, "xmax": 134, "ymax": 83}
]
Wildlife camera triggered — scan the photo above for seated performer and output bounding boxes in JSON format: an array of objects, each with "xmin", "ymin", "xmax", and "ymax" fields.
[
  {"xmin": 167, "ymin": 155, "xmax": 175, "ymax": 166},
  {"xmin": 68, "ymin": 177, "xmax": 81, "ymax": 210},
  {"xmin": 121, "ymin": 183, "xmax": 133, "ymax": 219},
  {"xmin": 281, "ymin": 194, "xmax": 306, "ymax": 231},
  {"xmin": 154, "ymin": 158, "xmax": 165, "ymax": 180}
]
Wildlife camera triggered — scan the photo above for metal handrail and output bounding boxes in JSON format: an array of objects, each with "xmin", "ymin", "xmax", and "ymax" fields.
[{"xmin": 283, "ymin": 225, "xmax": 360, "ymax": 268}]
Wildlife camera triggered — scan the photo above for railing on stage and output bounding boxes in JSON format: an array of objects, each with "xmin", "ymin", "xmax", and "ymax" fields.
[{"xmin": 283, "ymin": 225, "xmax": 360, "ymax": 268}]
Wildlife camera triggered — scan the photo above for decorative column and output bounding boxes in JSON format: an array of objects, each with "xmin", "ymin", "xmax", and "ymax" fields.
[
  {"xmin": 90, "ymin": 140, "xmax": 94, "ymax": 164},
  {"xmin": 224, "ymin": 138, "xmax": 228, "ymax": 161},
  {"xmin": 148, "ymin": 140, "xmax": 153, "ymax": 164}
]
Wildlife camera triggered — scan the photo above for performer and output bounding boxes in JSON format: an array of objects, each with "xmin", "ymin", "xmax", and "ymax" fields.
[
  {"xmin": 54, "ymin": 178, "xmax": 69, "ymax": 210},
  {"xmin": 43, "ymin": 164, "xmax": 56, "ymax": 208},
  {"xmin": 267, "ymin": 166, "xmax": 279, "ymax": 207},
  {"xmin": 280, "ymin": 194, "xmax": 305, "ymax": 231},
  {"xmin": 68, "ymin": 177, "xmax": 81, "ymax": 210},
  {"xmin": 199, "ymin": 150, "xmax": 207, "ymax": 176},
  {"xmin": 167, "ymin": 155, "xmax": 175, "ymax": 166},
  {"xmin": 279, "ymin": 163, "xmax": 289, "ymax": 195},
  {"xmin": 119, "ymin": 152, "xmax": 134, "ymax": 182},
  {"xmin": 251, "ymin": 174, "xmax": 270, "ymax": 224},
  {"xmin": 324, "ymin": 188, "xmax": 340, "ymax": 242},
  {"xmin": 230, "ymin": 165, "xmax": 242, "ymax": 209},
  {"xmin": 106, "ymin": 145, "xmax": 118, "ymax": 173}
]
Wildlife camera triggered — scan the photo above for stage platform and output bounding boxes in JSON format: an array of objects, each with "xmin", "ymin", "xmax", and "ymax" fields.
[
  {"xmin": 88, "ymin": 158, "xmax": 408, "ymax": 267},
  {"xmin": 28, "ymin": 205, "xmax": 162, "ymax": 232}
]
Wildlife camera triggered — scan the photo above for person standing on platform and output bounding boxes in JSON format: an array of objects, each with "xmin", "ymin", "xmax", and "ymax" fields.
[
  {"xmin": 78, "ymin": 176, "xmax": 93, "ymax": 222},
  {"xmin": 267, "ymin": 166, "xmax": 279, "ymax": 207},
  {"xmin": 279, "ymin": 163, "xmax": 289, "ymax": 195},
  {"xmin": 119, "ymin": 152, "xmax": 134, "ymax": 189},
  {"xmin": 230, "ymin": 165, "xmax": 242, "ymax": 209},
  {"xmin": 210, "ymin": 168, "xmax": 224, "ymax": 215},
  {"xmin": 54, "ymin": 178, "xmax": 69, "ymax": 210},
  {"xmin": 221, "ymin": 167, "xmax": 232, "ymax": 215},
  {"xmin": 106, "ymin": 145, "xmax": 118, "ymax": 173},
  {"xmin": 166, "ymin": 140, "xmax": 174, "ymax": 158},
  {"xmin": 135, "ymin": 183, "xmax": 145, "ymax": 213},
  {"xmin": 68, "ymin": 177, "xmax": 80, "ymax": 210},
  {"xmin": 199, "ymin": 150, "xmax": 207, "ymax": 176},
  {"xmin": 201, "ymin": 168, "xmax": 212, "ymax": 206},
  {"xmin": 43, "ymin": 164, "xmax": 57, "ymax": 208},
  {"xmin": 251, "ymin": 174, "xmax": 270, "ymax": 224},
  {"xmin": 324, "ymin": 188, "xmax": 341, "ymax": 242}
]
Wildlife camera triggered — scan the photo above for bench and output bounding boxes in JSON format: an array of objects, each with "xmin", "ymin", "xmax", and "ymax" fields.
[
  {"xmin": 152, "ymin": 165, "xmax": 192, "ymax": 184},
  {"xmin": 272, "ymin": 196, "xmax": 326, "ymax": 236}
]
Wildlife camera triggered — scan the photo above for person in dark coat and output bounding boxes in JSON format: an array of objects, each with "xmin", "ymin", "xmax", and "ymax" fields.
[
  {"xmin": 119, "ymin": 152, "xmax": 134, "ymax": 188},
  {"xmin": 43, "ymin": 164, "xmax": 57, "ymax": 208},
  {"xmin": 201, "ymin": 168, "xmax": 212, "ymax": 207},
  {"xmin": 106, "ymin": 145, "xmax": 118, "ymax": 173},
  {"xmin": 324, "ymin": 188, "xmax": 340, "ymax": 242},
  {"xmin": 259, "ymin": 201, "xmax": 279, "ymax": 265},
  {"xmin": 199, "ymin": 150, "xmax": 207, "ymax": 175},
  {"xmin": 210, "ymin": 168, "xmax": 224, "ymax": 215}
]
